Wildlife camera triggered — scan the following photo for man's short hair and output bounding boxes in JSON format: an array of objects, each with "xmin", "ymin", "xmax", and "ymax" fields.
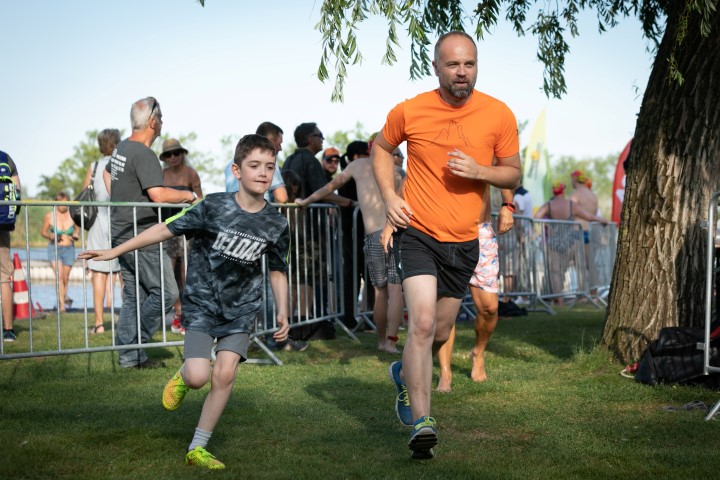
[
  {"xmin": 234, "ymin": 134, "xmax": 276, "ymax": 166},
  {"xmin": 256, "ymin": 121, "xmax": 284, "ymax": 138},
  {"xmin": 130, "ymin": 97, "xmax": 160, "ymax": 131},
  {"xmin": 55, "ymin": 191, "xmax": 70, "ymax": 201},
  {"xmin": 345, "ymin": 141, "xmax": 369, "ymax": 160},
  {"xmin": 434, "ymin": 31, "xmax": 477, "ymax": 61},
  {"xmin": 294, "ymin": 122, "xmax": 317, "ymax": 148},
  {"xmin": 97, "ymin": 129, "xmax": 121, "ymax": 156}
]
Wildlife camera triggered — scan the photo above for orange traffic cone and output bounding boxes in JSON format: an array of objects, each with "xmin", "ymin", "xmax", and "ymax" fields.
[{"xmin": 12, "ymin": 253, "xmax": 38, "ymax": 320}]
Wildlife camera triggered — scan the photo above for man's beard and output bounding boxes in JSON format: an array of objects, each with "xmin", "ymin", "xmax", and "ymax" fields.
[{"xmin": 449, "ymin": 81, "xmax": 474, "ymax": 99}]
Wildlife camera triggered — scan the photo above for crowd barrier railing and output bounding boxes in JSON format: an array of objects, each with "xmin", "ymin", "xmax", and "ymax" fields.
[
  {"xmin": 701, "ymin": 191, "xmax": 720, "ymax": 420},
  {"xmin": 0, "ymin": 200, "xmax": 351, "ymax": 362},
  {"xmin": 532, "ymin": 218, "xmax": 599, "ymax": 307},
  {"xmin": 1, "ymin": 199, "xmax": 620, "ymax": 360},
  {"xmin": 349, "ymin": 206, "xmax": 377, "ymax": 332},
  {"xmin": 587, "ymin": 222, "xmax": 618, "ymax": 305}
]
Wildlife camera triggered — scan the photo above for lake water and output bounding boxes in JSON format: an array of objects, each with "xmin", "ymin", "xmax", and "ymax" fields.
[{"xmin": 11, "ymin": 247, "xmax": 123, "ymax": 311}]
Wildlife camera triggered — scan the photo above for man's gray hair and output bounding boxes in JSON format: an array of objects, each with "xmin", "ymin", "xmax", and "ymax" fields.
[{"xmin": 130, "ymin": 97, "xmax": 160, "ymax": 130}]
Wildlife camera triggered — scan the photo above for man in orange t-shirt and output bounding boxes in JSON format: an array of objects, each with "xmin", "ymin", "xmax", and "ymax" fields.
[{"xmin": 372, "ymin": 31, "xmax": 521, "ymax": 459}]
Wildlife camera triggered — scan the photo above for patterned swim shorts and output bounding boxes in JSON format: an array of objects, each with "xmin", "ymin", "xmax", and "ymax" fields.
[
  {"xmin": 469, "ymin": 223, "xmax": 499, "ymax": 293},
  {"xmin": 363, "ymin": 230, "xmax": 400, "ymax": 287}
]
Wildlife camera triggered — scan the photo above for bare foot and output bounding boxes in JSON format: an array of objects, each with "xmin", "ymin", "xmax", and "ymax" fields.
[
  {"xmin": 437, "ymin": 372, "xmax": 452, "ymax": 392},
  {"xmin": 378, "ymin": 343, "xmax": 400, "ymax": 354},
  {"xmin": 470, "ymin": 348, "xmax": 488, "ymax": 382}
]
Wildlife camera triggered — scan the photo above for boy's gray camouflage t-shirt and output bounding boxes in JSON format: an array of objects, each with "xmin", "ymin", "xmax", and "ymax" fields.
[{"xmin": 165, "ymin": 192, "xmax": 289, "ymax": 337}]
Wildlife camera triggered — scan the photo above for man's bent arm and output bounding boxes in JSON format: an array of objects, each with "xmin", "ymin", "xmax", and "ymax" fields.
[
  {"xmin": 147, "ymin": 186, "xmax": 195, "ymax": 204},
  {"xmin": 372, "ymin": 133, "xmax": 411, "ymax": 227},
  {"xmin": 448, "ymin": 151, "xmax": 521, "ymax": 189}
]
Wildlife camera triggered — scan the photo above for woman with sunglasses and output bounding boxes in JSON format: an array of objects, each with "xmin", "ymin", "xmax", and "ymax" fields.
[{"xmin": 159, "ymin": 138, "xmax": 203, "ymax": 335}]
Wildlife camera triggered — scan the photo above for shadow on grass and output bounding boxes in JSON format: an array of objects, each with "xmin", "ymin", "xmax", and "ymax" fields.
[{"xmin": 452, "ymin": 308, "xmax": 605, "ymax": 361}]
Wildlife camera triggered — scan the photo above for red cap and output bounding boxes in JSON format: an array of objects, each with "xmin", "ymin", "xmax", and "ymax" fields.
[{"xmin": 552, "ymin": 182, "xmax": 566, "ymax": 195}]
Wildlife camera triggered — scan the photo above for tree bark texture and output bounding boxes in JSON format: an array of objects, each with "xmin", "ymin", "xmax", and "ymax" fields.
[{"xmin": 601, "ymin": 5, "xmax": 720, "ymax": 363}]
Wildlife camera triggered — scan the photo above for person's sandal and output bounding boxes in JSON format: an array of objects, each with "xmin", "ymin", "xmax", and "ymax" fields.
[{"xmin": 90, "ymin": 325, "xmax": 105, "ymax": 334}]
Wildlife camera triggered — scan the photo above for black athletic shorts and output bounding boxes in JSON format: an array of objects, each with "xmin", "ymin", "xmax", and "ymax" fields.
[{"xmin": 392, "ymin": 226, "xmax": 479, "ymax": 299}]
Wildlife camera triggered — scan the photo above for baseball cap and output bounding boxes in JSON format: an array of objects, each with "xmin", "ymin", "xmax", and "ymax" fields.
[{"xmin": 322, "ymin": 147, "xmax": 340, "ymax": 161}]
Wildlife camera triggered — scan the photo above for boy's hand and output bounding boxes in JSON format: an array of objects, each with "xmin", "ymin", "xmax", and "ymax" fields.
[
  {"xmin": 273, "ymin": 314, "xmax": 290, "ymax": 342},
  {"xmin": 78, "ymin": 249, "xmax": 116, "ymax": 262}
]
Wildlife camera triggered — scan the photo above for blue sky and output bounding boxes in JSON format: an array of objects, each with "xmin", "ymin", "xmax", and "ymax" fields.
[{"xmin": 1, "ymin": 1, "xmax": 656, "ymax": 195}]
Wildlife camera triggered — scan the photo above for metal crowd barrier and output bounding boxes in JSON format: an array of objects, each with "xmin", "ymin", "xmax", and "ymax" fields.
[
  {"xmin": 0, "ymin": 200, "xmax": 350, "ymax": 363},
  {"xmin": 1, "ymin": 198, "xmax": 620, "ymax": 361},
  {"xmin": 587, "ymin": 222, "xmax": 618, "ymax": 305},
  {"xmin": 349, "ymin": 206, "xmax": 376, "ymax": 332},
  {"xmin": 495, "ymin": 214, "xmax": 546, "ymax": 310},
  {"xmin": 701, "ymin": 191, "xmax": 720, "ymax": 420},
  {"xmin": 254, "ymin": 203, "xmax": 356, "ymax": 363}
]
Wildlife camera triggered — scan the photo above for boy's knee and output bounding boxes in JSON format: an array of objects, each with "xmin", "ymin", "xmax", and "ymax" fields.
[
  {"xmin": 211, "ymin": 364, "xmax": 238, "ymax": 389},
  {"xmin": 183, "ymin": 370, "xmax": 210, "ymax": 389}
]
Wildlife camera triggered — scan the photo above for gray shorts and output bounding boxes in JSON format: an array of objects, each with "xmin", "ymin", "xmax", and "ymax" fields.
[
  {"xmin": 363, "ymin": 230, "xmax": 401, "ymax": 288},
  {"xmin": 183, "ymin": 330, "xmax": 250, "ymax": 362}
]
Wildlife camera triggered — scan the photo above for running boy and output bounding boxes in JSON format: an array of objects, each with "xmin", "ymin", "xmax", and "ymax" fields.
[{"xmin": 79, "ymin": 134, "xmax": 290, "ymax": 469}]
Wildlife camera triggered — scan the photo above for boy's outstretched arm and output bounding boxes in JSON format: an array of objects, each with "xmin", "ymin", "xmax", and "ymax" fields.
[
  {"xmin": 268, "ymin": 270, "xmax": 290, "ymax": 342},
  {"xmin": 77, "ymin": 223, "xmax": 176, "ymax": 262}
]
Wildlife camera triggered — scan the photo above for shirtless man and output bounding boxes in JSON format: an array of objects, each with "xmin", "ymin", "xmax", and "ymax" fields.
[
  {"xmin": 569, "ymin": 170, "xmax": 600, "ymax": 244},
  {"xmin": 296, "ymin": 144, "xmax": 403, "ymax": 353}
]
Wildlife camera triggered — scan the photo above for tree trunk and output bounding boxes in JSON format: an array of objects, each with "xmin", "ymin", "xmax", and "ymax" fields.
[{"xmin": 601, "ymin": 4, "xmax": 720, "ymax": 363}]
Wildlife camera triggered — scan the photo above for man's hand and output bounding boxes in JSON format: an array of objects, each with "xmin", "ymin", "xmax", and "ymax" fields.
[
  {"xmin": 380, "ymin": 222, "xmax": 396, "ymax": 254},
  {"xmin": 447, "ymin": 149, "xmax": 486, "ymax": 180},
  {"xmin": 273, "ymin": 314, "xmax": 290, "ymax": 342},
  {"xmin": 385, "ymin": 193, "xmax": 412, "ymax": 229},
  {"xmin": 78, "ymin": 249, "xmax": 117, "ymax": 262},
  {"xmin": 497, "ymin": 207, "xmax": 514, "ymax": 234},
  {"xmin": 295, "ymin": 198, "xmax": 308, "ymax": 208}
]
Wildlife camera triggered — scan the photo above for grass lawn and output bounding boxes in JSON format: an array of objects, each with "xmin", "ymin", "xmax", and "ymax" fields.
[{"xmin": 1, "ymin": 307, "xmax": 719, "ymax": 479}]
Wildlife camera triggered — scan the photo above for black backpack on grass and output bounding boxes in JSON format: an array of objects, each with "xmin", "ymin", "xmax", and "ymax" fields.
[{"xmin": 635, "ymin": 325, "xmax": 720, "ymax": 390}]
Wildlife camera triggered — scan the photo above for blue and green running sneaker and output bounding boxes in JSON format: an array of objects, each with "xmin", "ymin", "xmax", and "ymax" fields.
[
  {"xmin": 185, "ymin": 446, "xmax": 225, "ymax": 469},
  {"xmin": 408, "ymin": 416, "xmax": 437, "ymax": 459},
  {"xmin": 388, "ymin": 361, "xmax": 413, "ymax": 426}
]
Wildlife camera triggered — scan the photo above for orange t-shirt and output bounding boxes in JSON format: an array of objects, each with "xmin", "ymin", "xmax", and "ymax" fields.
[{"xmin": 382, "ymin": 89, "xmax": 518, "ymax": 242}]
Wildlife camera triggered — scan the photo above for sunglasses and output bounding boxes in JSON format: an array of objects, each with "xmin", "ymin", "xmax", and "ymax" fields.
[
  {"xmin": 324, "ymin": 157, "xmax": 339, "ymax": 164},
  {"xmin": 148, "ymin": 98, "xmax": 157, "ymax": 121},
  {"xmin": 163, "ymin": 150, "xmax": 183, "ymax": 159},
  {"xmin": 311, "ymin": 133, "xmax": 325, "ymax": 140}
]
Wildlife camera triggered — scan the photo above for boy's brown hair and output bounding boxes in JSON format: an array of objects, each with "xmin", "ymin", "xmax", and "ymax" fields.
[{"xmin": 233, "ymin": 134, "xmax": 276, "ymax": 167}]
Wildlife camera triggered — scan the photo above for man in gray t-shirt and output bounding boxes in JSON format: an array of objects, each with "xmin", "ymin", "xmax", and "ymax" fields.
[{"xmin": 105, "ymin": 97, "xmax": 198, "ymax": 368}]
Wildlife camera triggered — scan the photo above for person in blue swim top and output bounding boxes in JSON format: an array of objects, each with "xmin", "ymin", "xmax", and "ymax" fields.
[{"xmin": 40, "ymin": 191, "xmax": 79, "ymax": 312}]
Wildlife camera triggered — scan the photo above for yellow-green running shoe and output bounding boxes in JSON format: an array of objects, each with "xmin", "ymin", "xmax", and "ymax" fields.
[
  {"xmin": 185, "ymin": 446, "xmax": 225, "ymax": 469},
  {"xmin": 162, "ymin": 370, "xmax": 189, "ymax": 411}
]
